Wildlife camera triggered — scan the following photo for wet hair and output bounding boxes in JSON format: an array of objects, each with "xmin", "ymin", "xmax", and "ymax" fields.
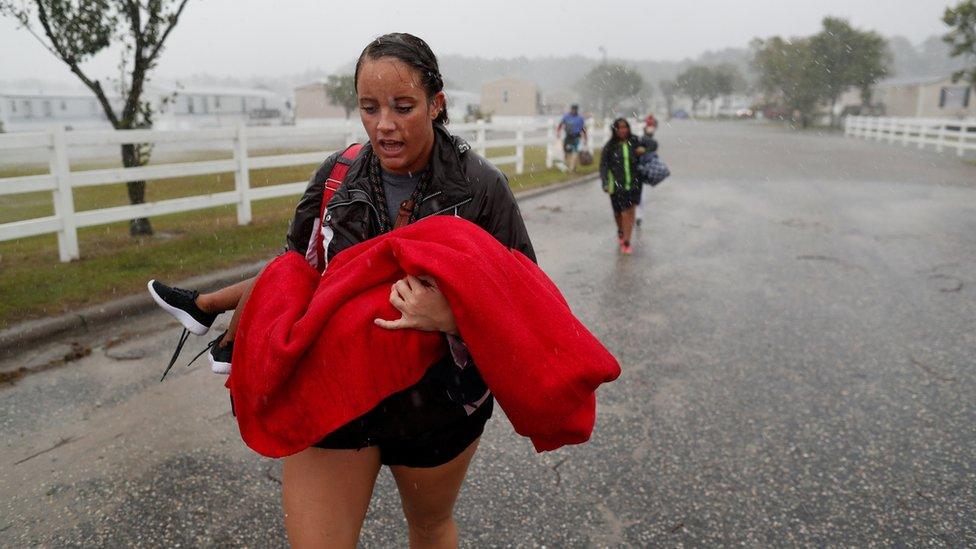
[
  {"xmin": 354, "ymin": 33, "xmax": 448, "ymax": 125},
  {"xmin": 611, "ymin": 117, "xmax": 631, "ymax": 137}
]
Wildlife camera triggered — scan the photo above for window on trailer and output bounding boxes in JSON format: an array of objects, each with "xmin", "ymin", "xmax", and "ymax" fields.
[{"xmin": 939, "ymin": 86, "xmax": 971, "ymax": 109}]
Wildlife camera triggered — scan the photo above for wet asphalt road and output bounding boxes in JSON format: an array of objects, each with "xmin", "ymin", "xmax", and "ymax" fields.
[{"xmin": 2, "ymin": 121, "xmax": 974, "ymax": 547}]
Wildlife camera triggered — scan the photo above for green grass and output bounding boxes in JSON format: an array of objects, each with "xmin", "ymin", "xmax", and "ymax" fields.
[{"xmin": 0, "ymin": 145, "xmax": 599, "ymax": 328}]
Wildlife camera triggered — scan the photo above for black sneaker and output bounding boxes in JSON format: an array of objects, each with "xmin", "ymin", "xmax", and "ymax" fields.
[
  {"xmin": 209, "ymin": 335, "xmax": 233, "ymax": 375},
  {"xmin": 147, "ymin": 280, "xmax": 217, "ymax": 336},
  {"xmin": 175, "ymin": 331, "xmax": 232, "ymax": 378}
]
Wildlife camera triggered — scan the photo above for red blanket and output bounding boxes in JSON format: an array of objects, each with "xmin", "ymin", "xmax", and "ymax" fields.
[{"xmin": 230, "ymin": 216, "xmax": 620, "ymax": 458}]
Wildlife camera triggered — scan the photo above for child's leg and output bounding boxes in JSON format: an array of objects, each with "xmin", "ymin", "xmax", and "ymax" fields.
[
  {"xmin": 217, "ymin": 266, "xmax": 264, "ymax": 347},
  {"xmin": 195, "ymin": 278, "xmax": 253, "ymax": 314}
]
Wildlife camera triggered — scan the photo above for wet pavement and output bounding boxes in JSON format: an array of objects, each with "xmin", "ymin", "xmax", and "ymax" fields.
[{"xmin": 2, "ymin": 121, "xmax": 974, "ymax": 546}]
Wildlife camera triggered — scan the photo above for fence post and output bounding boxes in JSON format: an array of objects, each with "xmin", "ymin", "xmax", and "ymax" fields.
[
  {"xmin": 936, "ymin": 121, "xmax": 946, "ymax": 153},
  {"xmin": 958, "ymin": 122, "xmax": 968, "ymax": 157},
  {"xmin": 545, "ymin": 117, "xmax": 555, "ymax": 169},
  {"xmin": 902, "ymin": 119, "xmax": 911, "ymax": 146},
  {"xmin": 234, "ymin": 123, "xmax": 252, "ymax": 225},
  {"xmin": 515, "ymin": 120, "xmax": 525, "ymax": 175},
  {"xmin": 887, "ymin": 119, "xmax": 897, "ymax": 143},
  {"xmin": 586, "ymin": 117, "xmax": 597, "ymax": 152},
  {"xmin": 475, "ymin": 119, "xmax": 486, "ymax": 157},
  {"xmin": 345, "ymin": 119, "xmax": 357, "ymax": 146},
  {"xmin": 49, "ymin": 126, "xmax": 79, "ymax": 262}
]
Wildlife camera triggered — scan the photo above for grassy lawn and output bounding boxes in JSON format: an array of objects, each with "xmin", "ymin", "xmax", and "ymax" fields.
[{"xmin": 0, "ymin": 145, "xmax": 598, "ymax": 328}]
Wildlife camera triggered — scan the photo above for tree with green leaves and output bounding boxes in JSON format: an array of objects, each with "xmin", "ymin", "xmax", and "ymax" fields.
[
  {"xmin": 577, "ymin": 63, "xmax": 644, "ymax": 118},
  {"xmin": 658, "ymin": 79, "xmax": 677, "ymax": 120},
  {"xmin": 324, "ymin": 74, "xmax": 358, "ymax": 119},
  {"xmin": 705, "ymin": 64, "xmax": 744, "ymax": 116},
  {"xmin": 675, "ymin": 65, "xmax": 713, "ymax": 114},
  {"xmin": 0, "ymin": 0, "xmax": 191, "ymax": 236},
  {"xmin": 752, "ymin": 36, "xmax": 827, "ymax": 127},
  {"xmin": 943, "ymin": 0, "xmax": 976, "ymax": 87},
  {"xmin": 810, "ymin": 17, "xmax": 889, "ymax": 126}
]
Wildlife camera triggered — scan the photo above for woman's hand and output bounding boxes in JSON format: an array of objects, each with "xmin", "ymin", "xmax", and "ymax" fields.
[{"xmin": 374, "ymin": 275, "xmax": 458, "ymax": 335}]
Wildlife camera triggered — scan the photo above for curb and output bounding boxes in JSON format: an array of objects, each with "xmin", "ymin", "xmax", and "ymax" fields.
[
  {"xmin": 0, "ymin": 174, "xmax": 598, "ymax": 354},
  {"xmin": 514, "ymin": 173, "xmax": 597, "ymax": 201},
  {"xmin": 0, "ymin": 261, "xmax": 264, "ymax": 354}
]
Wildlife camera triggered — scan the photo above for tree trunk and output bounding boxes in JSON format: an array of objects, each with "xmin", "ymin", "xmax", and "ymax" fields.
[{"xmin": 121, "ymin": 143, "xmax": 153, "ymax": 236}]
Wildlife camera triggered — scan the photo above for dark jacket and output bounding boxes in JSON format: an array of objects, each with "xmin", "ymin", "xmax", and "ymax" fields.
[
  {"xmin": 599, "ymin": 136, "xmax": 642, "ymax": 193},
  {"xmin": 283, "ymin": 124, "xmax": 535, "ymax": 428},
  {"xmin": 287, "ymin": 124, "xmax": 535, "ymax": 263}
]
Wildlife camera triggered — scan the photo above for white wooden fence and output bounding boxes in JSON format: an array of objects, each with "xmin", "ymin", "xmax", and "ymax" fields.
[
  {"xmin": 845, "ymin": 115, "xmax": 976, "ymax": 156},
  {"xmin": 0, "ymin": 119, "xmax": 607, "ymax": 262}
]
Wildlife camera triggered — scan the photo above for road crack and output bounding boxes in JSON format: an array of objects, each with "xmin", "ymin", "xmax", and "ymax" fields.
[{"xmin": 14, "ymin": 435, "xmax": 83, "ymax": 465}]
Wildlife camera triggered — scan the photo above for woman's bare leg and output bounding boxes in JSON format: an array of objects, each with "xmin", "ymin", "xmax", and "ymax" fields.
[
  {"xmin": 621, "ymin": 206, "xmax": 636, "ymax": 244},
  {"xmin": 390, "ymin": 439, "xmax": 481, "ymax": 549},
  {"xmin": 282, "ymin": 446, "xmax": 382, "ymax": 548}
]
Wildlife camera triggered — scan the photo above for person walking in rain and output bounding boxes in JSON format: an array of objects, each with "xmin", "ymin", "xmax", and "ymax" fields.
[
  {"xmin": 557, "ymin": 104, "xmax": 587, "ymax": 172},
  {"xmin": 600, "ymin": 118, "xmax": 642, "ymax": 255}
]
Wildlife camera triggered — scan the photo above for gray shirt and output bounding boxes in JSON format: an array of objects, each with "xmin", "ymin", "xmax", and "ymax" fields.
[
  {"xmin": 380, "ymin": 168, "xmax": 425, "ymax": 225},
  {"xmin": 379, "ymin": 168, "xmax": 487, "ymax": 413}
]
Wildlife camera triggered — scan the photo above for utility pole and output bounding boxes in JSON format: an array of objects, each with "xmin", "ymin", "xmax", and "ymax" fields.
[{"xmin": 597, "ymin": 46, "xmax": 607, "ymax": 117}]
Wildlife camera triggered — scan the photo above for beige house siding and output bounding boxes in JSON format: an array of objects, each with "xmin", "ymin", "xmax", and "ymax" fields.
[
  {"xmin": 871, "ymin": 77, "xmax": 975, "ymax": 118},
  {"xmin": 481, "ymin": 77, "xmax": 539, "ymax": 117},
  {"xmin": 295, "ymin": 82, "xmax": 350, "ymax": 120},
  {"xmin": 917, "ymin": 80, "xmax": 975, "ymax": 118},
  {"xmin": 876, "ymin": 85, "xmax": 921, "ymax": 117}
]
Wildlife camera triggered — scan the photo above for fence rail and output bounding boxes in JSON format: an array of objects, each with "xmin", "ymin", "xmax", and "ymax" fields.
[
  {"xmin": 844, "ymin": 115, "xmax": 976, "ymax": 156},
  {"xmin": 0, "ymin": 119, "xmax": 607, "ymax": 262}
]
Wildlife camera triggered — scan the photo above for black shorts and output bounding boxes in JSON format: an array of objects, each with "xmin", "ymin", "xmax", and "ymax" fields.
[
  {"xmin": 610, "ymin": 186, "xmax": 642, "ymax": 213},
  {"xmin": 312, "ymin": 368, "xmax": 494, "ymax": 468}
]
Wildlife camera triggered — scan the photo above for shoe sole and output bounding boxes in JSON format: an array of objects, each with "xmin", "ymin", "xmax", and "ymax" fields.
[
  {"xmin": 207, "ymin": 353, "xmax": 230, "ymax": 376},
  {"xmin": 209, "ymin": 351, "xmax": 231, "ymax": 375},
  {"xmin": 147, "ymin": 280, "xmax": 211, "ymax": 336}
]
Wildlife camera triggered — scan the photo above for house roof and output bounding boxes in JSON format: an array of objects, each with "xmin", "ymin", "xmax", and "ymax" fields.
[
  {"xmin": 0, "ymin": 88, "xmax": 104, "ymax": 99},
  {"xmin": 149, "ymin": 85, "xmax": 283, "ymax": 98},
  {"xmin": 876, "ymin": 74, "xmax": 953, "ymax": 87}
]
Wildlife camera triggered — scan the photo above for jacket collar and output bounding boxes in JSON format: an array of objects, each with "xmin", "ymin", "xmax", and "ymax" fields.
[{"xmin": 336, "ymin": 124, "xmax": 474, "ymax": 209}]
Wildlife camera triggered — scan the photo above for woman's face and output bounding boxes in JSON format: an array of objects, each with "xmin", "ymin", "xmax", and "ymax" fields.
[
  {"xmin": 614, "ymin": 122, "xmax": 630, "ymax": 140},
  {"xmin": 357, "ymin": 57, "xmax": 445, "ymax": 175}
]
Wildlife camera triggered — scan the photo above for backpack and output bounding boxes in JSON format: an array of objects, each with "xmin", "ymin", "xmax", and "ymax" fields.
[{"xmin": 304, "ymin": 143, "xmax": 363, "ymax": 273}]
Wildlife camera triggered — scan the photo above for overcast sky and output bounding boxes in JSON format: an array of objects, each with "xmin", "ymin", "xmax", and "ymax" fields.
[{"xmin": 0, "ymin": 0, "xmax": 958, "ymax": 85}]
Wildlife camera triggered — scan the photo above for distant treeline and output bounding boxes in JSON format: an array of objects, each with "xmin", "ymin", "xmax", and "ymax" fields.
[{"xmin": 30, "ymin": 32, "xmax": 962, "ymax": 99}]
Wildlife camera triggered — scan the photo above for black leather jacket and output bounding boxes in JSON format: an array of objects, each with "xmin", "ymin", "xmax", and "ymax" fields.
[{"xmin": 286, "ymin": 124, "xmax": 535, "ymax": 263}]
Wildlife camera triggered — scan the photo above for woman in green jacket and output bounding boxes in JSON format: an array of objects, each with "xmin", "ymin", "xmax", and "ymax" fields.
[{"xmin": 599, "ymin": 118, "xmax": 642, "ymax": 254}]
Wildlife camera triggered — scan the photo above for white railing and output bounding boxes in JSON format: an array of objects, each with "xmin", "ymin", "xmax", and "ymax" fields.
[
  {"xmin": 845, "ymin": 115, "xmax": 976, "ymax": 156},
  {"xmin": 0, "ymin": 118, "xmax": 608, "ymax": 262}
]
